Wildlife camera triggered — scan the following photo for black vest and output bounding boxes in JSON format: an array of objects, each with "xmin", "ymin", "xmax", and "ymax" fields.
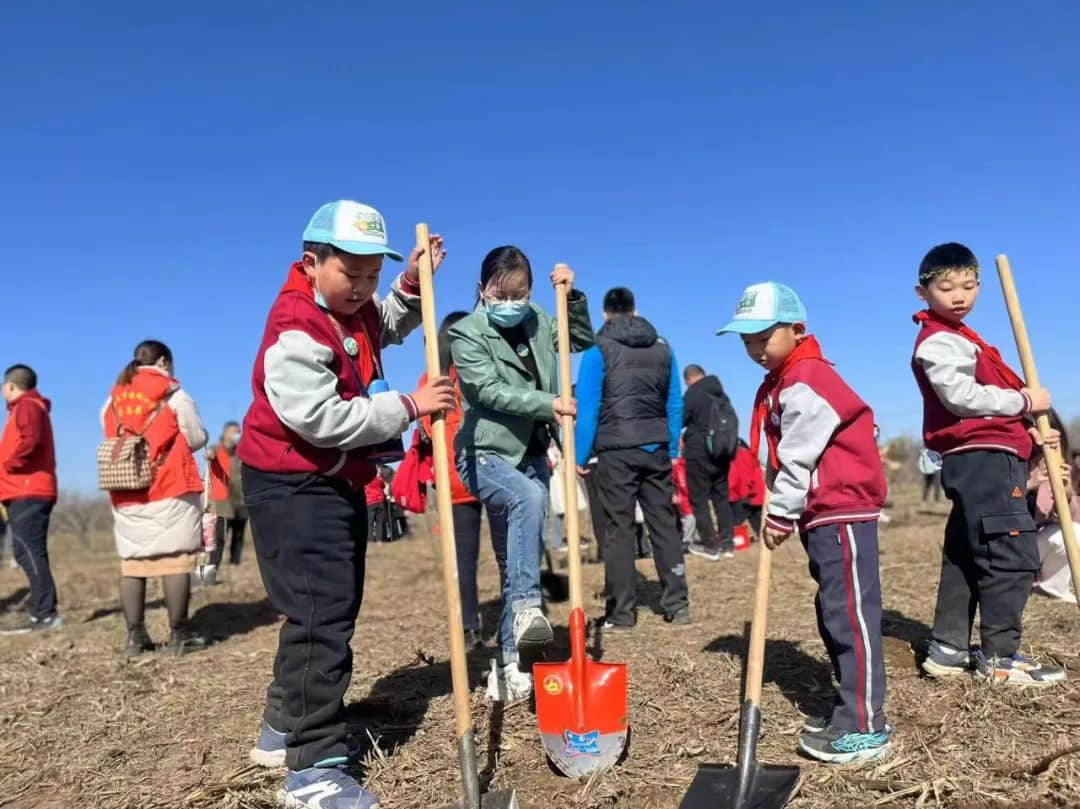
[{"xmin": 594, "ymin": 315, "xmax": 672, "ymax": 452}]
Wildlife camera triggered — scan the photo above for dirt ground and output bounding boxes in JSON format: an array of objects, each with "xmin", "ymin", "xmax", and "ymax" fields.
[{"xmin": 1, "ymin": 486, "xmax": 1078, "ymax": 809}]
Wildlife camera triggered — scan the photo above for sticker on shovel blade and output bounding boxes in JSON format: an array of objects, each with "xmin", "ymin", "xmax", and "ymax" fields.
[
  {"xmin": 542, "ymin": 675, "xmax": 563, "ymax": 695},
  {"xmin": 564, "ymin": 730, "xmax": 601, "ymax": 757}
]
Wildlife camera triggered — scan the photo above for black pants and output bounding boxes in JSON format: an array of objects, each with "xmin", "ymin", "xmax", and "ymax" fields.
[
  {"xmin": 801, "ymin": 520, "xmax": 887, "ymax": 733},
  {"xmin": 931, "ymin": 451, "xmax": 1038, "ymax": 658},
  {"xmin": 922, "ymin": 473, "xmax": 943, "ymax": 503},
  {"xmin": 244, "ymin": 465, "xmax": 368, "ymax": 771},
  {"xmin": 7, "ymin": 498, "xmax": 57, "ymax": 619},
  {"xmin": 368, "ymin": 501, "xmax": 398, "ymax": 542},
  {"xmin": 453, "ymin": 501, "xmax": 508, "ymax": 633},
  {"xmin": 596, "ymin": 447, "xmax": 689, "ymax": 625},
  {"xmin": 685, "ymin": 450, "xmax": 735, "ymax": 552},
  {"xmin": 583, "ymin": 462, "xmax": 607, "ymax": 561},
  {"xmin": 209, "ymin": 516, "xmax": 247, "ymax": 567},
  {"xmin": 732, "ymin": 500, "xmax": 763, "ymax": 539}
]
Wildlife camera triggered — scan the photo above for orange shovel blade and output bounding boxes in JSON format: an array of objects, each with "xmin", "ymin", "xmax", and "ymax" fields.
[{"xmin": 534, "ymin": 608, "xmax": 628, "ymax": 777}]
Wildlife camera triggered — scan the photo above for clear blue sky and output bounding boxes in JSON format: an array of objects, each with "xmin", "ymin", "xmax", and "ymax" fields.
[{"xmin": 3, "ymin": 3, "xmax": 1077, "ymax": 491}]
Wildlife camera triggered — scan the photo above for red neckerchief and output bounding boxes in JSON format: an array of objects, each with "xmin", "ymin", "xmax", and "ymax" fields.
[
  {"xmin": 280, "ymin": 262, "xmax": 380, "ymax": 387},
  {"xmin": 749, "ymin": 335, "xmax": 829, "ymax": 471},
  {"xmin": 913, "ymin": 309, "xmax": 1024, "ymax": 390}
]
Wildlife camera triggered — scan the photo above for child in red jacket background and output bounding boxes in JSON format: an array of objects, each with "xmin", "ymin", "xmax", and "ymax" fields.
[{"xmin": 728, "ymin": 438, "xmax": 764, "ymax": 541}]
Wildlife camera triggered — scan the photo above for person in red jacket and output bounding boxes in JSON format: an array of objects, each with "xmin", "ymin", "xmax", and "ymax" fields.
[
  {"xmin": 912, "ymin": 242, "xmax": 1063, "ymax": 688},
  {"xmin": 207, "ymin": 421, "xmax": 247, "ymax": 575},
  {"xmin": 720, "ymin": 281, "xmax": 891, "ymax": 765},
  {"xmin": 0, "ymin": 364, "xmax": 60, "ymax": 634},
  {"xmin": 237, "ymin": 200, "xmax": 454, "ymax": 809},
  {"xmin": 728, "ymin": 439, "xmax": 765, "ymax": 540},
  {"xmin": 671, "ymin": 440, "xmax": 699, "ymax": 548}
]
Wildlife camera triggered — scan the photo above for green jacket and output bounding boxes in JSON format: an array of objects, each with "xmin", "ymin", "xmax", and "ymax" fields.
[{"xmin": 450, "ymin": 291, "xmax": 594, "ymax": 468}]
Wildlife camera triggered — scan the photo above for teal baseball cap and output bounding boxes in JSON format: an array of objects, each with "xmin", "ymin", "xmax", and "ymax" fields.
[
  {"xmin": 717, "ymin": 282, "xmax": 807, "ymax": 335},
  {"xmin": 302, "ymin": 200, "xmax": 404, "ymax": 261}
]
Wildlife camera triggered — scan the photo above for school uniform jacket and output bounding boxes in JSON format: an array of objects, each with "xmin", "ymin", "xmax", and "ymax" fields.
[
  {"xmin": 239, "ymin": 263, "xmax": 423, "ymax": 490},
  {"xmin": 763, "ymin": 361, "xmax": 886, "ymax": 534},
  {"xmin": 911, "ymin": 316, "xmax": 1033, "ymax": 459}
]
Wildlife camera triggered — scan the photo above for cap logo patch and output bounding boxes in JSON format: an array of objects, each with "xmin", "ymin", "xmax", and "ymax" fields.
[
  {"xmin": 354, "ymin": 212, "xmax": 386, "ymax": 236},
  {"xmin": 735, "ymin": 290, "xmax": 758, "ymax": 315}
]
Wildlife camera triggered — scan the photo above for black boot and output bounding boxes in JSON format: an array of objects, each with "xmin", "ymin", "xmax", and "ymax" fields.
[
  {"xmin": 169, "ymin": 623, "xmax": 209, "ymax": 657},
  {"xmin": 125, "ymin": 624, "xmax": 155, "ymax": 658}
]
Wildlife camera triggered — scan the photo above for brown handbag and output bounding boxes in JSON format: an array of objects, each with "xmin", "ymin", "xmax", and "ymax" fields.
[{"xmin": 97, "ymin": 402, "xmax": 164, "ymax": 492}]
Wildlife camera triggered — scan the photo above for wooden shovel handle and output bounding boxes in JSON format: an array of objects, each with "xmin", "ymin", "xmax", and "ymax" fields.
[
  {"xmin": 996, "ymin": 254, "xmax": 1080, "ymax": 612},
  {"xmin": 744, "ymin": 487, "xmax": 774, "ymax": 705},
  {"xmin": 555, "ymin": 275, "xmax": 584, "ymax": 613},
  {"xmin": 416, "ymin": 223, "xmax": 473, "ymax": 737}
]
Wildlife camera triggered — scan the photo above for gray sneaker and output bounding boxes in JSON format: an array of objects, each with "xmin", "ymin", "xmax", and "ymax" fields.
[
  {"xmin": 687, "ymin": 542, "xmax": 721, "ymax": 561},
  {"xmin": 921, "ymin": 640, "xmax": 971, "ymax": 678}
]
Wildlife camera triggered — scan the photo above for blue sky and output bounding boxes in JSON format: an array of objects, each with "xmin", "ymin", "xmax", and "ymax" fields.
[{"xmin": 3, "ymin": 2, "xmax": 1078, "ymax": 491}]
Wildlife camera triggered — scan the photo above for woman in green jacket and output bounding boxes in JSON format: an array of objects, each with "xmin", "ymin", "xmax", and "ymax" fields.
[{"xmin": 450, "ymin": 246, "xmax": 594, "ymax": 702}]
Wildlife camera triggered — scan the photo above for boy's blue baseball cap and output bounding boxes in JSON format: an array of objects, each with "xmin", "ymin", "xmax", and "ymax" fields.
[
  {"xmin": 302, "ymin": 200, "xmax": 404, "ymax": 261},
  {"xmin": 716, "ymin": 282, "xmax": 807, "ymax": 335}
]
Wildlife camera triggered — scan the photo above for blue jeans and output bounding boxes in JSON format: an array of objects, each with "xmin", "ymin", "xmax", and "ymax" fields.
[{"xmin": 459, "ymin": 453, "xmax": 549, "ymax": 663}]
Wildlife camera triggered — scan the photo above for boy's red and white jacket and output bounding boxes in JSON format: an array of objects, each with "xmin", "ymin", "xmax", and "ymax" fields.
[
  {"xmin": 753, "ymin": 337, "xmax": 886, "ymax": 534},
  {"xmin": 911, "ymin": 310, "xmax": 1033, "ymax": 459},
  {"xmin": 238, "ymin": 263, "xmax": 423, "ymax": 490}
]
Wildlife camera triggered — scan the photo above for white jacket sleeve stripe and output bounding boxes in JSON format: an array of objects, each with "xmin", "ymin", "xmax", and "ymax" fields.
[
  {"xmin": 915, "ymin": 331, "xmax": 1026, "ymax": 418},
  {"xmin": 770, "ymin": 382, "xmax": 842, "ymax": 522},
  {"xmin": 264, "ymin": 330, "xmax": 409, "ymax": 451}
]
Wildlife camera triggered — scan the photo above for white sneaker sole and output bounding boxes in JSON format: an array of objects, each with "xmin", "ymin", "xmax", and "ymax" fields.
[
  {"xmin": 975, "ymin": 669, "xmax": 1066, "ymax": 688},
  {"xmin": 281, "ymin": 790, "xmax": 381, "ymax": 809},
  {"xmin": 921, "ymin": 658, "xmax": 970, "ymax": 678},
  {"xmin": 798, "ymin": 738, "xmax": 892, "ymax": 765},
  {"xmin": 250, "ymin": 746, "xmax": 287, "ymax": 768}
]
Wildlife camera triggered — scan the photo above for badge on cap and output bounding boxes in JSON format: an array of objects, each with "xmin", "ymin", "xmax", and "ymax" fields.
[{"xmin": 343, "ymin": 337, "xmax": 359, "ymax": 357}]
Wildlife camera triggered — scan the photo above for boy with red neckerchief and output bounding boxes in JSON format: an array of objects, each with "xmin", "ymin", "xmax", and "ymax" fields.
[
  {"xmin": 237, "ymin": 200, "xmax": 455, "ymax": 809},
  {"xmin": 718, "ymin": 282, "xmax": 891, "ymax": 765},
  {"xmin": 912, "ymin": 242, "xmax": 1064, "ymax": 688}
]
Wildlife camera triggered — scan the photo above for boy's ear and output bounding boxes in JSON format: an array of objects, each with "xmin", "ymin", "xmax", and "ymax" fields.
[
  {"xmin": 792, "ymin": 322, "xmax": 807, "ymax": 338},
  {"xmin": 300, "ymin": 251, "xmax": 319, "ymax": 278},
  {"xmin": 915, "ymin": 284, "xmax": 929, "ymax": 302}
]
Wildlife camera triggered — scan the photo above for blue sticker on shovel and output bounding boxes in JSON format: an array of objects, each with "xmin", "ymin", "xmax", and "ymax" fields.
[{"xmin": 564, "ymin": 730, "xmax": 601, "ymax": 757}]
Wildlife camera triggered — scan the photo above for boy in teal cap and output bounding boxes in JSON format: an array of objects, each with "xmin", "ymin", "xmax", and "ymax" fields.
[
  {"xmin": 718, "ymin": 282, "xmax": 892, "ymax": 763},
  {"xmin": 238, "ymin": 201, "xmax": 455, "ymax": 809}
]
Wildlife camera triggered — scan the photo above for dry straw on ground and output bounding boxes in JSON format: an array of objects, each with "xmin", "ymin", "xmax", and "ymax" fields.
[{"xmin": 0, "ymin": 486, "xmax": 1077, "ymax": 808}]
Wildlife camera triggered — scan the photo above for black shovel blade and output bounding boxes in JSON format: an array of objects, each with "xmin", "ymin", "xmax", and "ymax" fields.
[
  {"xmin": 679, "ymin": 700, "xmax": 799, "ymax": 809},
  {"xmin": 440, "ymin": 789, "xmax": 519, "ymax": 809},
  {"xmin": 678, "ymin": 762, "xmax": 799, "ymax": 809}
]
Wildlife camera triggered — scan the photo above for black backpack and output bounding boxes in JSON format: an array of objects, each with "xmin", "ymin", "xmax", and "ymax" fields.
[{"xmin": 704, "ymin": 395, "xmax": 739, "ymax": 462}]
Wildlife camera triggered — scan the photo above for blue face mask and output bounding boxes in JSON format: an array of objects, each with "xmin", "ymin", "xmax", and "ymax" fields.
[
  {"xmin": 313, "ymin": 282, "xmax": 329, "ymax": 310},
  {"xmin": 485, "ymin": 300, "xmax": 530, "ymax": 328}
]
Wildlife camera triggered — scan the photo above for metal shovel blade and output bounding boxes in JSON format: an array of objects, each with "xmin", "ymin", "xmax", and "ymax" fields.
[
  {"xmin": 534, "ymin": 607, "xmax": 628, "ymax": 778},
  {"xmin": 440, "ymin": 791, "xmax": 519, "ymax": 809},
  {"xmin": 679, "ymin": 701, "xmax": 799, "ymax": 809}
]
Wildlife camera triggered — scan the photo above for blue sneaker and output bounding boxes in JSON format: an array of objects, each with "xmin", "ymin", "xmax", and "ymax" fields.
[
  {"xmin": 973, "ymin": 650, "xmax": 1067, "ymax": 688},
  {"xmin": 921, "ymin": 640, "xmax": 971, "ymax": 678},
  {"xmin": 250, "ymin": 722, "xmax": 363, "ymax": 769},
  {"xmin": 249, "ymin": 721, "xmax": 288, "ymax": 767},
  {"xmin": 798, "ymin": 725, "xmax": 893, "ymax": 764},
  {"xmin": 283, "ymin": 767, "xmax": 380, "ymax": 809}
]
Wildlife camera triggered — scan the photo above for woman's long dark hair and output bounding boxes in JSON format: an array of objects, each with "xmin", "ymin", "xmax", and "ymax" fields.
[
  {"xmin": 477, "ymin": 245, "xmax": 533, "ymax": 304},
  {"xmin": 438, "ymin": 311, "xmax": 469, "ymax": 375},
  {"xmin": 116, "ymin": 340, "xmax": 173, "ymax": 386}
]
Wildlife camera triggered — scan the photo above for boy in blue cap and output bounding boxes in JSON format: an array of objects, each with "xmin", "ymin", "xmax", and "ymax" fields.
[
  {"xmin": 718, "ymin": 282, "xmax": 892, "ymax": 764},
  {"xmin": 238, "ymin": 200, "xmax": 455, "ymax": 809}
]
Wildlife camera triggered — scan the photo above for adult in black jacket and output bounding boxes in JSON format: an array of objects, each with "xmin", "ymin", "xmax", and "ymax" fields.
[
  {"xmin": 682, "ymin": 364, "xmax": 736, "ymax": 558},
  {"xmin": 575, "ymin": 288, "xmax": 690, "ymax": 629}
]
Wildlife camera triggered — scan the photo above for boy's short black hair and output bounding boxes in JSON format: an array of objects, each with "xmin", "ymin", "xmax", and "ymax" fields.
[
  {"xmin": 683, "ymin": 364, "xmax": 705, "ymax": 381},
  {"xmin": 919, "ymin": 242, "xmax": 979, "ymax": 286},
  {"xmin": 303, "ymin": 242, "xmax": 344, "ymax": 261},
  {"xmin": 4, "ymin": 364, "xmax": 36, "ymax": 391},
  {"xmin": 603, "ymin": 287, "xmax": 635, "ymax": 315}
]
